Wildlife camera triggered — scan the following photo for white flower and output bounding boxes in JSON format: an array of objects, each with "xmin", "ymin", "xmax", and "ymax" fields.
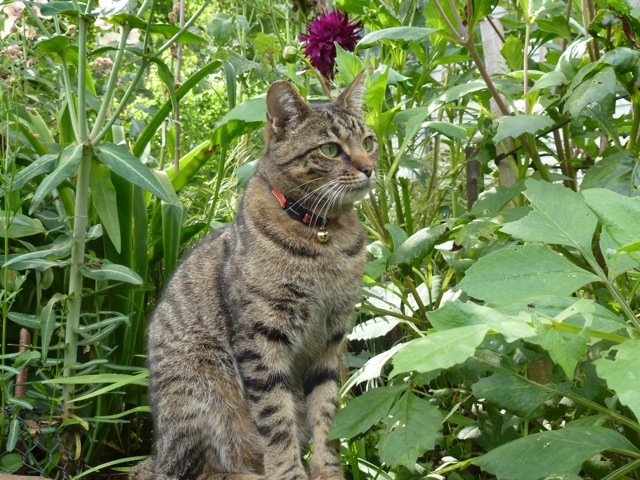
[{"xmin": 2, "ymin": 2, "xmax": 25, "ymax": 19}]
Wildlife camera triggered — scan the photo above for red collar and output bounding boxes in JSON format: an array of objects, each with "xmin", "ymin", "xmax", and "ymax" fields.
[{"xmin": 271, "ymin": 188, "xmax": 338, "ymax": 227}]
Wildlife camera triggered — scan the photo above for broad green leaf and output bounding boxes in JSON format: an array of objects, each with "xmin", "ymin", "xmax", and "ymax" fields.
[
  {"xmin": 328, "ymin": 385, "xmax": 406, "ymax": 440},
  {"xmin": 0, "ymin": 452, "xmax": 22, "ymax": 473},
  {"xmin": 356, "ymin": 27, "xmax": 438, "ymax": 50},
  {"xmin": 79, "ymin": 263, "xmax": 143, "ymax": 285},
  {"xmin": 529, "ymin": 70, "xmax": 568, "ymax": 93},
  {"xmin": 90, "ymin": 161, "xmax": 121, "ymax": 253},
  {"xmin": 556, "ymin": 38, "xmax": 590, "ymax": 80},
  {"xmin": 94, "ymin": 143, "xmax": 170, "ymax": 202},
  {"xmin": 0, "ymin": 212, "xmax": 46, "ymax": 238},
  {"xmin": 164, "ymin": 140, "xmax": 216, "ymax": 193},
  {"xmin": 472, "ymin": 372, "xmax": 553, "ymax": 418},
  {"xmin": 108, "ymin": 14, "xmax": 206, "ymax": 44},
  {"xmin": 377, "ymin": 393, "xmax": 444, "ymax": 470},
  {"xmin": 469, "ymin": 181, "xmax": 525, "ymax": 216},
  {"xmin": 30, "ymin": 143, "xmax": 84, "ymax": 214},
  {"xmin": 535, "ymin": 317, "xmax": 590, "ymax": 379},
  {"xmin": 429, "ymin": 301, "xmax": 536, "ymax": 343},
  {"xmin": 36, "ymin": 35, "xmax": 71, "ymax": 55},
  {"xmin": 581, "ymin": 149, "xmax": 639, "ymax": 196},
  {"xmin": 210, "ymin": 97, "xmax": 266, "ymax": 146},
  {"xmin": 494, "ymin": 114, "xmax": 555, "ymax": 143},
  {"xmin": 387, "ymin": 225, "xmax": 446, "ymax": 267},
  {"xmin": 38, "ymin": 2, "xmax": 84, "ymax": 16},
  {"xmin": 158, "ymin": 171, "xmax": 185, "ymax": 279},
  {"xmin": 457, "ymin": 245, "xmax": 600, "ymax": 304},
  {"xmin": 603, "ymin": 47, "xmax": 640, "ymax": 74},
  {"xmin": 425, "ymin": 121, "xmax": 468, "ymax": 139},
  {"xmin": 537, "ymin": 16, "xmax": 573, "ymax": 40},
  {"xmin": 391, "ymin": 324, "xmax": 489, "ymax": 376},
  {"xmin": 474, "ymin": 425, "xmax": 640, "ymax": 480},
  {"xmin": 583, "ymin": 188, "xmax": 640, "ymax": 262},
  {"xmin": 594, "ymin": 339, "xmax": 640, "ymax": 420},
  {"xmin": 501, "ymin": 179, "xmax": 598, "ymax": 253},
  {"xmin": 563, "ymin": 66, "xmax": 625, "ymax": 118},
  {"xmin": 440, "ymin": 81, "xmax": 487, "ymax": 103}
]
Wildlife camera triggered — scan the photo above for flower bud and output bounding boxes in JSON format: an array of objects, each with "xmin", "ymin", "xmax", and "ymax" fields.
[{"xmin": 283, "ymin": 46, "xmax": 298, "ymax": 63}]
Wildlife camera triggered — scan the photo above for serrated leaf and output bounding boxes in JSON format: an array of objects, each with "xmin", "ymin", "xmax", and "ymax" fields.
[
  {"xmin": 594, "ymin": 339, "xmax": 640, "ymax": 420},
  {"xmin": 79, "ymin": 263, "xmax": 143, "ymax": 284},
  {"xmin": 472, "ymin": 372, "xmax": 553, "ymax": 418},
  {"xmin": 501, "ymin": 179, "xmax": 598, "ymax": 253},
  {"xmin": 391, "ymin": 324, "xmax": 489, "ymax": 376},
  {"xmin": 94, "ymin": 143, "xmax": 170, "ymax": 202},
  {"xmin": 474, "ymin": 425, "xmax": 640, "ymax": 480},
  {"xmin": 90, "ymin": 161, "xmax": 121, "ymax": 253},
  {"xmin": 457, "ymin": 245, "xmax": 600, "ymax": 304},
  {"xmin": 377, "ymin": 393, "xmax": 444, "ymax": 470},
  {"xmin": 583, "ymin": 188, "xmax": 640, "ymax": 263},
  {"xmin": 30, "ymin": 143, "xmax": 84, "ymax": 214},
  {"xmin": 494, "ymin": 114, "xmax": 555, "ymax": 143},
  {"xmin": 329, "ymin": 385, "xmax": 406, "ymax": 440}
]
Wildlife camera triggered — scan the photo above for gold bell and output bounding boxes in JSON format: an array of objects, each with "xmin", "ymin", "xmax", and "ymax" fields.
[{"xmin": 317, "ymin": 228, "xmax": 330, "ymax": 243}]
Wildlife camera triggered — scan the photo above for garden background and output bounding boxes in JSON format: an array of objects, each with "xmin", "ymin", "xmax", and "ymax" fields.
[{"xmin": 2, "ymin": 0, "xmax": 640, "ymax": 478}]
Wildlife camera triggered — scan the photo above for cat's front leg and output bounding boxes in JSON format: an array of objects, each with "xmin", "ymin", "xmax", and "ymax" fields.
[
  {"xmin": 304, "ymin": 334, "xmax": 345, "ymax": 480},
  {"xmin": 236, "ymin": 324, "xmax": 308, "ymax": 480}
]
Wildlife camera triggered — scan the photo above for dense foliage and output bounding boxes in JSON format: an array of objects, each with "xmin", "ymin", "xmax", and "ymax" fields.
[{"xmin": 1, "ymin": 0, "xmax": 640, "ymax": 479}]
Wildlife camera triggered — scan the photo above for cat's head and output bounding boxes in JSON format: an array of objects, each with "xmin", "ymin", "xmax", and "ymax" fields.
[{"xmin": 258, "ymin": 72, "xmax": 378, "ymax": 217}]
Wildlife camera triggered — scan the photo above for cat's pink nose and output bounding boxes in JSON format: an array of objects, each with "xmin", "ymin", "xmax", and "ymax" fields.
[{"xmin": 359, "ymin": 164, "xmax": 375, "ymax": 177}]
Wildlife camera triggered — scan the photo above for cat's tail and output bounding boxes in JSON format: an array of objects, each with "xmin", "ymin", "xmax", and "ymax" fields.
[{"xmin": 129, "ymin": 457, "xmax": 156, "ymax": 480}]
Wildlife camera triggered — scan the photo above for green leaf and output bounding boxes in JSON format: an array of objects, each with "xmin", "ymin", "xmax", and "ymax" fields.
[
  {"xmin": 2, "ymin": 236, "xmax": 73, "ymax": 271},
  {"xmin": 377, "ymin": 393, "xmax": 444, "ymax": 470},
  {"xmin": 40, "ymin": 293, "xmax": 64, "ymax": 362},
  {"xmin": 429, "ymin": 301, "xmax": 536, "ymax": 343},
  {"xmin": 535, "ymin": 317, "xmax": 590, "ymax": 379},
  {"xmin": 30, "ymin": 143, "xmax": 84, "ymax": 214},
  {"xmin": 79, "ymin": 263, "xmax": 144, "ymax": 285},
  {"xmin": 501, "ymin": 179, "xmax": 598, "ymax": 253},
  {"xmin": 501, "ymin": 35, "xmax": 524, "ymax": 71},
  {"xmin": 10, "ymin": 154, "xmax": 57, "ymax": 193},
  {"xmin": 494, "ymin": 114, "xmax": 555, "ymax": 143},
  {"xmin": 457, "ymin": 245, "xmax": 600, "ymax": 304},
  {"xmin": 356, "ymin": 27, "xmax": 438, "ymax": 50},
  {"xmin": 387, "ymin": 225, "xmax": 446, "ymax": 267},
  {"xmin": 603, "ymin": 47, "xmax": 640, "ymax": 74},
  {"xmin": 94, "ymin": 143, "xmax": 170, "ymax": 202},
  {"xmin": 108, "ymin": 14, "xmax": 206, "ymax": 44},
  {"xmin": 348, "ymin": 317, "xmax": 403, "ymax": 341},
  {"xmin": 440, "ymin": 81, "xmax": 487, "ymax": 103},
  {"xmin": 36, "ymin": 35, "xmax": 71, "ymax": 55},
  {"xmin": 38, "ymin": 1, "xmax": 84, "ymax": 16},
  {"xmin": 563, "ymin": 66, "xmax": 625, "ymax": 118},
  {"xmin": 529, "ymin": 70, "xmax": 568, "ymax": 94},
  {"xmin": 391, "ymin": 324, "xmax": 489, "ymax": 376},
  {"xmin": 472, "ymin": 372, "xmax": 553, "ymax": 418},
  {"xmin": 90, "ymin": 161, "xmax": 121, "ymax": 253},
  {"xmin": 328, "ymin": 385, "xmax": 405, "ymax": 440},
  {"xmin": 210, "ymin": 97, "xmax": 266, "ymax": 146},
  {"xmin": 581, "ymin": 149, "xmax": 639, "ymax": 196},
  {"xmin": 474, "ymin": 425, "xmax": 640, "ymax": 480},
  {"xmin": 0, "ymin": 212, "xmax": 46, "ymax": 239},
  {"xmin": 334, "ymin": 43, "xmax": 364, "ymax": 84},
  {"xmin": 425, "ymin": 121, "xmax": 468, "ymax": 139},
  {"xmin": 6, "ymin": 418, "xmax": 19, "ymax": 452},
  {"xmin": 150, "ymin": 58, "xmax": 178, "ymax": 117},
  {"xmin": 0, "ymin": 452, "xmax": 22, "ymax": 473},
  {"xmin": 583, "ymin": 188, "xmax": 640, "ymax": 262},
  {"xmin": 537, "ymin": 16, "xmax": 573, "ymax": 40},
  {"xmin": 594, "ymin": 339, "xmax": 640, "ymax": 420},
  {"xmin": 470, "ymin": 181, "xmax": 526, "ymax": 217}
]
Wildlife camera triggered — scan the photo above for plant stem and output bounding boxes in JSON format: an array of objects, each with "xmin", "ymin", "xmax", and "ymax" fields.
[
  {"xmin": 77, "ymin": 12, "xmax": 89, "ymax": 143},
  {"xmin": 155, "ymin": 1, "xmax": 211, "ymax": 57},
  {"xmin": 89, "ymin": 24, "xmax": 133, "ymax": 141},
  {"xmin": 62, "ymin": 147, "xmax": 91, "ymax": 418}
]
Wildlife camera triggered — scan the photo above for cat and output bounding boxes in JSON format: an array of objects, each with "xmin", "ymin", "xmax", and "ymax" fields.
[{"xmin": 130, "ymin": 71, "xmax": 378, "ymax": 480}]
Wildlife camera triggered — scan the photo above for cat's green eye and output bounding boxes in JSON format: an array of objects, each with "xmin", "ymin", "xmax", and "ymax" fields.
[
  {"xmin": 321, "ymin": 143, "xmax": 340, "ymax": 157},
  {"xmin": 363, "ymin": 136, "xmax": 375, "ymax": 152}
]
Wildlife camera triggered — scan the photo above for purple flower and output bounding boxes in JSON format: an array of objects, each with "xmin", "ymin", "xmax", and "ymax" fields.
[{"xmin": 299, "ymin": 9, "xmax": 362, "ymax": 79}]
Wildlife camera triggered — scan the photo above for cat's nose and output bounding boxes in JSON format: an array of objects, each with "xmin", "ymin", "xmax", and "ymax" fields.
[{"xmin": 359, "ymin": 164, "xmax": 375, "ymax": 177}]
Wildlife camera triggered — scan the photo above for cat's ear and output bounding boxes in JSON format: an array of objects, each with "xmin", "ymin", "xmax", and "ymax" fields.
[
  {"xmin": 266, "ymin": 81, "xmax": 310, "ymax": 141},
  {"xmin": 335, "ymin": 71, "xmax": 366, "ymax": 111}
]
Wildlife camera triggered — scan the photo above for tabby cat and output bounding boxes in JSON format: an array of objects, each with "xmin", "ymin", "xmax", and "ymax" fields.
[{"xmin": 130, "ymin": 72, "xmax": 378, "ymax": 480}]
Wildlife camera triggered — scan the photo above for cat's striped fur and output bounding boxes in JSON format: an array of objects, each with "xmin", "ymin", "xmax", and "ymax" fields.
[{"xmin": 130, "ymin": 72, "xmax": 378, "ymax": 480}]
